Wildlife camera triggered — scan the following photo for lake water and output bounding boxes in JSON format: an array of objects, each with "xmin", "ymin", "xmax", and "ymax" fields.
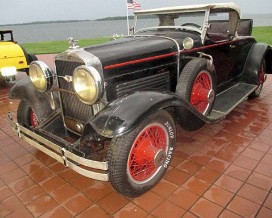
[{"xmin": 1, "ymin": 14, "xmax": 272, "ymax": 43}]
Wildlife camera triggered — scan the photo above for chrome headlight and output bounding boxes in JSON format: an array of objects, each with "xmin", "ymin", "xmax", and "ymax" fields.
[
  {"xmin": 183, "ymin": 37, "xmax": 194, "ymax": 50},
  {"xmin": 72, "ymin": 66, "xmax": 104, "ymax": 105},
  {"xmin": 29, "ymin": 61, "xmax": 53, "ymax": 93}
]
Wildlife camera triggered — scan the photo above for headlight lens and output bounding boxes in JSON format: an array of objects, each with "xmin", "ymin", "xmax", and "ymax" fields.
[
  {"xmin": 183, "ymin": 37, "xmax": 194, "ymax": 50},
  {"xmin": 29, "ymin": 61, "xmax": 53, "ymax": 92},
  {"xmin": 72, "ymin": 66, "xmax": 104, "ymax": 105}
]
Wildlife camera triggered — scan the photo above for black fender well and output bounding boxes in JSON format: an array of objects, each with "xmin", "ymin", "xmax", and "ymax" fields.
[
  {"xmin": 9, "ymin": 77, "xmax": 59, "ymax": 121},
  {"xmin": 241, "ymin": 43, "xmax": 272, "ymax": 84},
  {"xmin": 86, "ymin": 90, "xmax": 223, "ymax": 139},
  {"xmin": 87, "ymin": 91, "xmax": 182, "ymax": 138}
]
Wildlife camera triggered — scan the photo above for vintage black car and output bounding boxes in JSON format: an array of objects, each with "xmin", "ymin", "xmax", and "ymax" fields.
[{"xmin": 8, "ymin": 3, "xmax": 272, "ymax": 197}]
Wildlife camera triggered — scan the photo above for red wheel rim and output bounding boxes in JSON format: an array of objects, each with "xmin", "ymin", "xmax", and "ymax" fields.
[
  {"xmin": 259, "ymin": 62, "xmax": 266, "ymax": 85},
  {"xmin": 127, "ymin": 124, "xmax": 168, "ymax": 183},
  {"xmin": 190, "ymin": 71, "xmax": 213, "ymax": 114},
  {"xmin": 30, "ymin": 110, "xmax": 39, "ymax": 127}
]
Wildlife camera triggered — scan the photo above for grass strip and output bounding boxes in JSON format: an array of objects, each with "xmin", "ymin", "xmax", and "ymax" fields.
[
  {"xmin": 21, "ymin": 26, "xmax": 272, "ymax": 54},
  {"xmin": 22, "ymin": 37, "xmax": 112, "ymax": 54}
]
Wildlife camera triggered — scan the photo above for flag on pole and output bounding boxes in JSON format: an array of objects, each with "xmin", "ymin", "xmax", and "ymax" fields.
[{"xmin": 127, "ymin": 0, "xmax": 141, "ymax": 10}]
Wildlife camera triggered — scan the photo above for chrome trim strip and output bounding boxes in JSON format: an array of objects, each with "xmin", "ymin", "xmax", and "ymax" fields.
[{"xmin": 9, "ymin": 118, "xmax": 109, "ymax": 181}]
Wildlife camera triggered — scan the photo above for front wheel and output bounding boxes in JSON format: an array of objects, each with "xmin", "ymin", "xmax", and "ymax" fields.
[
  {"xmin": 17, "ymin": 100, "xmax": 39, "ymax": 127},
  {"xmin": 107, "ymin": 110, "xmax": 176, "ymax": 198}
]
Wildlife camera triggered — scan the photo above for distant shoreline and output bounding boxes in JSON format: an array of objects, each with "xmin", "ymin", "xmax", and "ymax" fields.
[
  {"xmin": 0, "ymin": 17, "xmax": 133, "ymax": 26},
  {"xmin": 1, "ymin": 13, "xmax": 272, "ymax": 27},
  {"xmin": 2, "ymin": 15, "xmax": 271, "ymax": 44}
]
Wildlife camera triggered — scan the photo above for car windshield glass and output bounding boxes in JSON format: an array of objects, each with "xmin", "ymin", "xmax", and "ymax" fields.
[
  {"xmin": 0, "ymin": 33, "xmax": 12, "ymax": 41},
  {"xmin": 135, "ymin": 11, "xmax": 206, "ymax": 33}
]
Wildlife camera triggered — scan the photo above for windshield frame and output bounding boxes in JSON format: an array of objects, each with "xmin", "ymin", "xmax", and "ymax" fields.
[{"xmin": 133, "ymin": 9, "xmax": 210, "ymax": 43}]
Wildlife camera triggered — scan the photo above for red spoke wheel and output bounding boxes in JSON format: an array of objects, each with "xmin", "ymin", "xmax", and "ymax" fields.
[
  {"xmin": 176, "ymin": 58, "xmax": 216, "ymax": 131},
  {"xmin": 108, "ymin": 110, "xmax": 176, "ymax": 198},
  {"xmin": 249, "ymin": 59, "xmax": 266, "ymax": 98},
  {"xmin": 128, "ymin": 124, "xmax": 167, "ymax": 183},
  {"xmin": 190, "ymin": 71, "xmax": 214, "ymax": 114},
  {"xmin": 17, "ymin": 100, "xmax": 39, "ymax": 127},
  {"xmin": 30, "ymin": 110, "xmax": 39, "ymax": 127}
]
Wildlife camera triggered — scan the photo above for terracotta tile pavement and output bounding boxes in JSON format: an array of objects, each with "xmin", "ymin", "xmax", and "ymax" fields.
[{"xmin": 0, "ymin": 55, "xmax": 272, "ymax": 217}]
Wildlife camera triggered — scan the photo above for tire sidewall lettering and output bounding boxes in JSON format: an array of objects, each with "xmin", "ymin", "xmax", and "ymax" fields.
[
  {"xmin": 164, "ymin": 121, "xmax": 175, "ymax": 139},
  {"xmin": 164, "ymin": 146, "xmax": 174, "ymax": 168},
  {"xmin": 163, "ymin": 120, "xmax": 175, "ymax": 168}
]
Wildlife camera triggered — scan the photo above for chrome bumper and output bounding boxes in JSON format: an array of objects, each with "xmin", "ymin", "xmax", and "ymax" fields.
[{"xmin": 8, "ymin": 114, "xmax": 109, "ymax": 181}]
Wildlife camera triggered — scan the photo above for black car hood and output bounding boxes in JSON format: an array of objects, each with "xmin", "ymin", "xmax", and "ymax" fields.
[{"xmin": 84, "ymin": 31, "xmax": 202, "ymax": 69}]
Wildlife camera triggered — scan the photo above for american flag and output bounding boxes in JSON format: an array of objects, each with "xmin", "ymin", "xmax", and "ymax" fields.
[{"xmin": 127, "ymin": 0, "xmax": 141, "ymax": 10}]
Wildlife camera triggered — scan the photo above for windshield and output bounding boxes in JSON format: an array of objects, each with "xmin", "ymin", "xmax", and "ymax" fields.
[
  {"xmin": 0, "ymin": 32, "xmax": 13, "ymax": 41},
  {"xmin": 134, "ymin": 11, "xmax": 206, "ymax": 33}
]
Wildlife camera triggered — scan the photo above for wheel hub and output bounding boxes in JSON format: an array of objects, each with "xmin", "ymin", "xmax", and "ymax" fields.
[
  {"xmin": 207, "ymin": 89, "xmax": 215, "ymax": 104},
  {"xmin": 154, "ymin": 149, "xmax": 166, "ymax": 167}
]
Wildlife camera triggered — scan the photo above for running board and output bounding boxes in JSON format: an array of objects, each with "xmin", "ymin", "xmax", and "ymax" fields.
[{"xmin": 208, "ymin": 83, "xmax": 257, "ymax": 120}]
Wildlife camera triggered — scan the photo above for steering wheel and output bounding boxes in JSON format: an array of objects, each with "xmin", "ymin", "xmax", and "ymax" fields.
[{"xmin": 181, "ymin": 23, "xmax": 201, "ymax": 29}]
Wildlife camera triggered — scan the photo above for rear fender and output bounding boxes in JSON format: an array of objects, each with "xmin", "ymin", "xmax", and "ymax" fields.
[
  {"xmin": 241, "ymin": 43, "xmax": 272, "ymax": 84},
  {"xmin": 9, "ymin": 77, "xmax": 59, "ymax": 121}
]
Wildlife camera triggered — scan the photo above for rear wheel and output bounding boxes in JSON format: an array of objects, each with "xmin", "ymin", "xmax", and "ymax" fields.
[
  {"xmin": 249, "ymin": 59, "xmax": 266, "ymax": 98},
  {"xmin": 17, "ymin": 100, "xmax": 39, "ymax": 127},
  {"xmin": 107, "ymin": 110, "xmax": 176, "ymax": 198},
  {"xmin": 176, "ymin": 58, "xmax": 216, "ymax": 131}
]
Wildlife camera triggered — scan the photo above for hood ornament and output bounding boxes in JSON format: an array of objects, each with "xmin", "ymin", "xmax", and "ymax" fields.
[
  {"xmin": 68, "ymin": 37, "xmax": 80, "ymax": 49},
  {"xmin": 63, "ymin": 75, "xmax": 73, "ymax": 83}
]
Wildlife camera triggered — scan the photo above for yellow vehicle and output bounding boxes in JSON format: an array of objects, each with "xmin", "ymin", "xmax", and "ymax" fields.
[{"xmin": 0, "ymin": 30, "xmax": 36, "ymax": 82}]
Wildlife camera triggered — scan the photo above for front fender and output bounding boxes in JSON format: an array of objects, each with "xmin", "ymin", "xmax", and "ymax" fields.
[
  {"xmin": 241, "ymin": 43, "xmax": 272, "ymax": 84},
  {"xmin": 9, "ymin": 77, "xmax": 59, "ymax": 121},
  {"xmin": 89, "ymin": 91, "xmax": 183, "ymax": 138},
  {"xmin": 84, "ymin": 90, "xmax": 228, "ymax": 139}
]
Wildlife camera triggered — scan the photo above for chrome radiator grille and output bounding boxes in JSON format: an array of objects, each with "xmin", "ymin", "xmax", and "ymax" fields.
[{"xmin": 55, "ymin": 60, "xmax": 93, "ymax": 123}]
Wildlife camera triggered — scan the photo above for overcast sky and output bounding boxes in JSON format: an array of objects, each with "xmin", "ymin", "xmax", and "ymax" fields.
[{"xmin": 1, "ymin": 0, "xmax": 271, "ymax": 25}]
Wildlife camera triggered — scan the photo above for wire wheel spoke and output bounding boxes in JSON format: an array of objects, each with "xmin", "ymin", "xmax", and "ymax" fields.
[
  {"xmin": 128, "ymin": 124, "xmax": 167, "ymax": 182},
  {"xmin": 191, "ymin": 71, "xmax": 212, "ymax": 114}
]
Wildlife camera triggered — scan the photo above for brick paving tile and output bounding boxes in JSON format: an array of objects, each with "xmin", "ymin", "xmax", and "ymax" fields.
[
  {"xmin": 132, "ymin": 191, "xmax": 164, "ymax": 213},
  {"xmin": 114, "ymin": 202, "xmax": 148, "ymax": 218},
  {"xmin": 227, "ymin": 196, "xmax": 260, "ymax": 217},
  {"xmin": 76, "ymin": 204, "xmax": 111, "ymax": 218},
  {"xmin": 237, "ymin": 183, "xmax": 268, "ymax": 205},
  {"xmin": 0, "ymin": 57, "xmax": 272, "ymax": 217},
  {"xmin": 182, "ymin": 176, "xmax": 211, "ymax": 196},
  {"xmin": 97, "ymin": 191, "xmax": 129, "ymax": 215},
  {"xmin": 168, "ymin": 187, "xmax": 199, "ymax": 210},
  {"xmin": 264, "ymin": 192, "xmax": 272, "ymax": 209},
  {"xmin": 203, "ymin": 185, "xmax": 234, "ymax": 207},
  {"xmin": 151, "ymin": 200, "xmax": 186, "ymax": 218},
  {"xmin": 190, "ymin": 198, "xmax": 223, "ymax": 218},
  {"xmin": 39, "ymin": 206, "xmax": 72, "ymax": 218},
  {"xmin": 84, "ymin": 181, "xmax": 113, "ymax": 202},
  {"xmin": 63, "ymin": 194, "xmax": 93, "ymax": 216},
  {"xmin": 151, "ymin": 179, "xmax": 178, "ymax": 198}
]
